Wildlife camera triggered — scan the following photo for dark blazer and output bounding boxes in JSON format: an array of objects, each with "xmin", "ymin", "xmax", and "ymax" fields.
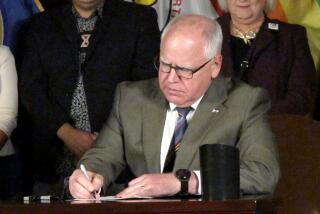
[
  {"xmin": 81, "ymin": 77, "xmax": 280, "ymax": 195},
  {"xmin": 217, "ymin": 14, "xmax": 316, "ymax": 115},
  {"xmin": 19, "ymin": 0, "xmax": 160, "ymax": 182}
]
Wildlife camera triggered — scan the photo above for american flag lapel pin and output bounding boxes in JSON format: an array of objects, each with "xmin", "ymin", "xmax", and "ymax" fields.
[{"xmin": 212, "ymin": 108, "xmax": 220, "ymax": 113}]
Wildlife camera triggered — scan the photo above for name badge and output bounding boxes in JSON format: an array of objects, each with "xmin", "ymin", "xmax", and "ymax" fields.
[{"xmin": 268, "ymin": 22, "xmax": 279, "ymax": 31}]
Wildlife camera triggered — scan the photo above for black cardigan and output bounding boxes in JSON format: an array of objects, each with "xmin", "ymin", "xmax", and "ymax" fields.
[
  {"xmin": 217, "ymin": 14, "xmax": 316, "ymax": 115},
  {"xmin": 19, "ymin": 0, "xmax": 160, "ymax": 181}
]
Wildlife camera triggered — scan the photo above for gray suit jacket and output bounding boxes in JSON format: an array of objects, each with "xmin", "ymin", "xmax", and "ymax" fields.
[{"xmin": 80, "ymin": 76, "xmax": 280, "ymax": 195}]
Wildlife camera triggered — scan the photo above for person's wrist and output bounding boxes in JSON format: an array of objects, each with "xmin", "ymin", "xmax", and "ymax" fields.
[
  {"xmin": 62, "ymin": 177, "xmax": 74, "ymax": 200},
  {"xmin": 57, "ymin": 123, "xmax": 73, "ymax": 139},
  {"xmin": 0, "ymin": 130, "xmax": 8, "ymax": 149},
  {"xmin": 175, "ymin": 169, "xmax": 191, "ymax": 195},
  {"xmin": 171, "ymin": 173, "xmax": 181, "ymax": 194},
  {"xmin": 189, "ymin": 172, "xmax": 199, "ymax": 194}
]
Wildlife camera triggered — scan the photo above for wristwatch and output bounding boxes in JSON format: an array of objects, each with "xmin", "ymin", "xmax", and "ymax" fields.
[{"xmin": 175, "ymin": 169, "xmax": 191, "ymax": 195}]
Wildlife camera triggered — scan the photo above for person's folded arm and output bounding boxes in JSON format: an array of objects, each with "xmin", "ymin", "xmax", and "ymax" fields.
[
  {"xmin": 79, "ymin": 83, "xmax": 127, "ymax": 191},
  {"xmin": 19, "ymin": 19, "xmax": 70, "ymax": 138},
  {"xmin": 0, "ymin": 47, "xmax": 18, "ymax": 149}
]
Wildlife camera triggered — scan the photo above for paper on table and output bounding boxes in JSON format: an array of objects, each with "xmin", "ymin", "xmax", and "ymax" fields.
[{"xmin": 72, "ymin": 196, "xmax": 153, "ymax": 201}]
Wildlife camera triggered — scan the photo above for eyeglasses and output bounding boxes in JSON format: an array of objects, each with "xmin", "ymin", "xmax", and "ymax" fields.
[{"xmin": 154, "ymin": 56, "xmax": 213, "ymax": 79}]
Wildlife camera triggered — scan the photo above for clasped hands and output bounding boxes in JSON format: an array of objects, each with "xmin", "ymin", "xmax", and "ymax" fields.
[
  {"xmin": 57, "ymin": 123, "xmax": 98, "ymax": 159},
  {"xmin": 69, "ymin": 169, "xmax": 198, "ymax": 199}
]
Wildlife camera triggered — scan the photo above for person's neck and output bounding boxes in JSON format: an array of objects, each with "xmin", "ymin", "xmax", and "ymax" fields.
[
  {"xmin": 74, "ymin": 6, "xmax": 96, "ymax": 18},
  {"xmin": 231, "ymin": 15, "xmax": 265, "ymax": 33},
  {"xmin": 73, "ymin": 1, "xmax": 103, "ymax": 18}
]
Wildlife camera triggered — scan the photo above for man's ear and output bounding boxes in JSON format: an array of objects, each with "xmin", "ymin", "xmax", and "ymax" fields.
[{"xmin": 211, "ymin": 54, "xmax": 222, "ymax": 79}]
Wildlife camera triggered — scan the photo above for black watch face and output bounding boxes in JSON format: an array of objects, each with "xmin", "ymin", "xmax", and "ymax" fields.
[{"xmin": 176, "ymin": 169, "xmax": 191, "ymax": 180}]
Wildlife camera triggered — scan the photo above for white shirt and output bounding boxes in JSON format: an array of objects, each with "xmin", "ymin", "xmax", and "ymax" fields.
[
  {"xmin": 0, "ymin": 46, "xmax": 18, "ymax": 156},
  {"xmin": 160, "ymin": 96, "xmax": 203, "ymax": 194}
]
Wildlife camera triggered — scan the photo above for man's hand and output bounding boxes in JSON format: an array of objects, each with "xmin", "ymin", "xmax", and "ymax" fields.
[
  {"xmin": 57, "ymin": 123, "xmax": 97, "ymax": 159},
  {"xmin": 116, "ymin": 173, "xmax": 179, "ymax": 198},
  {"xmin": 69, "ymin": 169, "xmax": 104, "ymax": 199},
  {"xmin": 116, "ymin": 172, "xmax": 198, "ymax": 198}
]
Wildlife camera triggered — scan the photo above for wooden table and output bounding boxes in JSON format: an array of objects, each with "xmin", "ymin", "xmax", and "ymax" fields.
[{"xmin": 0, "ymin": 195, "xmax": 279, "ymax": 214}]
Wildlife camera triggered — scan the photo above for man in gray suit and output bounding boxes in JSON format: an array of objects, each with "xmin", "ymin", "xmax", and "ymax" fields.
[{"xmin": 69, "ymin": 15, "xmax": 279, "ymax": 199}]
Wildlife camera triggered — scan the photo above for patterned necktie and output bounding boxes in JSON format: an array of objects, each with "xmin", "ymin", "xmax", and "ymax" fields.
[{"xmin": 163, "ymin": 107, "xmax": 192, "ymax": 173}]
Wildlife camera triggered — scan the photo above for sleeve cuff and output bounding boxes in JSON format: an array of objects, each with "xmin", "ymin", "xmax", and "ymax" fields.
[{"xmin": 193, "ymin": 170, "xmax": 202, "ymax": 194}]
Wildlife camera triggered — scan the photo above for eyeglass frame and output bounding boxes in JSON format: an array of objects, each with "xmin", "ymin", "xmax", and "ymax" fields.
[{"xmin": 153, "ymin": 56, "xmax": 214, "ymax": 79}]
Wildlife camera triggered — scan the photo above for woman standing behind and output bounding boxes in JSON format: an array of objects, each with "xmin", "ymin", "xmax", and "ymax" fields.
[
  {"xmin": 217, "ymin": 0, "xmax": 316, "ymax": 115},
  {"xmin": 0, "ymin": 46, "xmax": 19, "ymax": 199}
]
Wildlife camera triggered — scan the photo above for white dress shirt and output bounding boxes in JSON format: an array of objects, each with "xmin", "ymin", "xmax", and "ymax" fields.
[
  {"xmin": 0, "ymin": 46, "xmax": 18, "ymax": 156},
  {"xmin": 160, "ymin": 96, "xmax": 203, "ymax": 194}
]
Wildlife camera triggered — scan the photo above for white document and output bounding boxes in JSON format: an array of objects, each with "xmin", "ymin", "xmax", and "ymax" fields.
[{"xmin": 72, "ymin": 196, "xmax": 152, "ymax": 201}]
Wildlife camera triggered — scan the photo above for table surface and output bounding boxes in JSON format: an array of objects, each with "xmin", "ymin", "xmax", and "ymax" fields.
[{"xmin": 0, "ymin": 195, "xmax": 279, "ymax": 214}]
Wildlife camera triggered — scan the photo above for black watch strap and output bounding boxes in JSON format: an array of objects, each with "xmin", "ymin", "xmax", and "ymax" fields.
[
  {"xmin": 175, "ymin": 169, "xmax": 191, "ymax": 196},
  {"xmin": 180, "ymin": 179, "xmax": 188, "ymax": 195}
]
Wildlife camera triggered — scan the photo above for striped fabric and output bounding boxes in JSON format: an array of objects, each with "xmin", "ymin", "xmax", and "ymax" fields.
[{"xmin": 163, "ymin": 107, "xmax": 192, "ymax": 173}]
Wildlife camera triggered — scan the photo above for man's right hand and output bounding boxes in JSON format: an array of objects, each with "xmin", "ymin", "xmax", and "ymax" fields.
[
  {"xmin": 69, "ymin": 169, "xmax": 104, "ymax": 199},
  {"xmin": 57, "ymin": 123, "xmax": 97, "ymax": 159}
]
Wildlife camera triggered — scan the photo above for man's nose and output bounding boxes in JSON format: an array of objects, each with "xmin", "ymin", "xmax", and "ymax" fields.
[{"xmin": 167, "ymin": 67, "xmax": 179, "ymax": 82}]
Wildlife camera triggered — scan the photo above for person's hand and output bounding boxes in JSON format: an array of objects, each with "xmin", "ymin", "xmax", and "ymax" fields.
[
  {"xmin": 69, "ymin": 169, "xmax": 104, "ymax": 199},
  {"xmin": 116, "ymin": 173, "xmax": 180, "ymax": 198},
  {"xmin": 57, "ymin": 123, "xmax": 97, "ymax": 159},
  {"xmin": 0, "ymin": 130, "xmax": 8, "ymax": 150},
  {"xmin": 117, "ymin": 172, "xmax": 199, "ymax": 198}
]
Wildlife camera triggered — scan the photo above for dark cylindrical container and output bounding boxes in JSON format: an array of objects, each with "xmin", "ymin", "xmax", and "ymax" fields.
[{"xmin": 200, "ymin": 144, "xmax": 240, "ymax": 200}]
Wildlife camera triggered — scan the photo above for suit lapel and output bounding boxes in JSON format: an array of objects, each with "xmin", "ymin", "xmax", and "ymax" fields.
[
  {"xmin": 174, "ymin": 76, "xmax": 231, "ymax": 170},
  {"xmin": 219, "ymin": 15, "xmax": 235, "ymax": 77},
  {"xmin": 142, "ymin": 80, "xmax": 167, "ymax": 173},
  {"xmin": 55, "ymin": 5, "xmax": 79, "ymax": 67},
  {"xmin": 250, "ymin": 17, "xmax": 276, "ymax": 68}
]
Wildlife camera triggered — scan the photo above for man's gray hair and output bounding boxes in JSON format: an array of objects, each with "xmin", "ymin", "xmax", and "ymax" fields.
[
  {"xmin": 217, "ymin": 0, "xmax": 275, "ymax": 13},
  {"xmin": 161, "ymin": 15, "xmax": 223, "ymax": 60}
]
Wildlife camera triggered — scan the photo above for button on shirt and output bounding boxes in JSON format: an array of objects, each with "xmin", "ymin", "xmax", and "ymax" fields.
[{"xmin": 160, "ymin": 96, "xmax": 203, "ymax": 194}]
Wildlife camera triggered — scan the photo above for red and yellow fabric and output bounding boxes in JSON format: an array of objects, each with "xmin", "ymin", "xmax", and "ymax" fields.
[{"xmin": 268, "ymin": 0, "xmax": 320, "ymax": 72}]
